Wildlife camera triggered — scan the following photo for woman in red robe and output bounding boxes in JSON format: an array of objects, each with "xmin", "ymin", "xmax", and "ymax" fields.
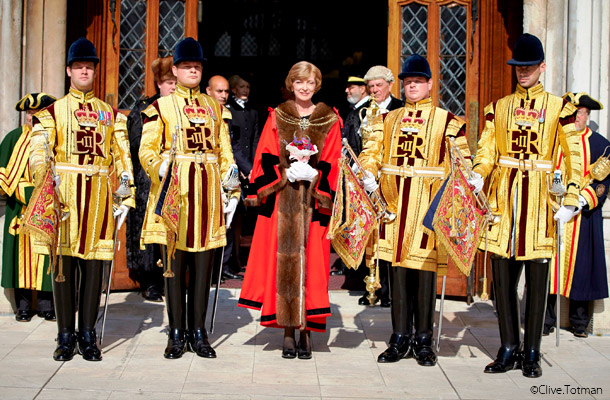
[{"xmin": 238, "ymin": 61, "xmax": 342, "ymax": 359}]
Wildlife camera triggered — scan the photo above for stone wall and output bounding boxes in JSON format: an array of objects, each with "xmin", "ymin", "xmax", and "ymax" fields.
[
  {"xmin": 0, "ymin": 0, "xmax": 67, "ymax": 314},
  {"xmin": 524, "ymin": 0, "xmax": 610, "ymax": 335}
]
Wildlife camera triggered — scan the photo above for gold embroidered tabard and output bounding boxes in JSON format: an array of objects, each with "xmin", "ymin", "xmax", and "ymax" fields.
[
  {"xmin": 139, "ymin": 84, "xmax": 239, "ymax": 252},
  {"xmin": 359, "ymin": 97, "xmax": 469, "ymax": 273},
  {"xmin": 472, "ymin": 83, "xmax": 581, "ymax": 260},
  {"xmin": 29, "ymin": 87, "xmax": 136, "ymax": 260}
]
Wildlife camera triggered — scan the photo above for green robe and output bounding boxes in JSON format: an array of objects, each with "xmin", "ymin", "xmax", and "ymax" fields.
[{"xmin": 0, "ymin": 126, "xmax": 51, "ymax": 291}]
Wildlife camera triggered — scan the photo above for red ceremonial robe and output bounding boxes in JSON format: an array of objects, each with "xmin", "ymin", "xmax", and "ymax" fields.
[{"xmin": 238, "ymin": 101, "xmax": 342, "ymax": 332}]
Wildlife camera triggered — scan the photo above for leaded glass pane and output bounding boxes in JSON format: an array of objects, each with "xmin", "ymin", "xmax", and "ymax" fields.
[
  {"xmin": 215, "ymin": 32, "xmax": 231, "ymax": 57},
  {"xmin": 119, "ymin": 0, "xmax": 147, "ymax": 110},
  {"xmin": 241, "ymin": 32, "xmax": 258, "ymax": 56},
  {"xmin": 401, "ymin": 3, "xmax": 428, "ymax": 64},
  {"xmin": 158, "ymin": 0, "xmax": 185, "ymax": 57},
  {"xmin": 240, "ymin": 15, "xmax": 260, "ymax": 56},
  {"xmin": 439, "ymin": 4, "xmax": 467, "ymax": 115}
]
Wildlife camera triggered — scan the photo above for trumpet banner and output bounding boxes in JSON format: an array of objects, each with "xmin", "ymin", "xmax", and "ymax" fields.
[
  {"xmin": 21, "ymin": 168, "xmax": 60, "ymax": 260},
  {"xmin": 154, "ymin": 161, "xmax": 180, "ymax": 275},
  {"xmin": 327, "ymin": 160, "xmax": 377, "ymax": 269},
  {"xmin": 425, "ymin": 167, "xmax": 485, "ymax": 276},
  {"xmin": 154, "ymin": 161, "xmax": 180, "ymax": 233}
]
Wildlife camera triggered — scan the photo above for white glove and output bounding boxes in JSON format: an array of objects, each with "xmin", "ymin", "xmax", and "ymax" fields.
[
  {"xmin": 467, "ymin": 172, "xmax": 484, "ymax": 194},
  {"xmin": 554, "ymin": 205, "xmax": 577, "ymax": 224},
  {"xmin": 362, "ymin": 170, "xmax": 378, "ymax": 192},
  {"xmin": 224, "ymin": 197, "xmax": 239, "ymax": 227},
  {"xmin": 113, "ymin": 204, "xmax": 129, "ymax": 231},
  {"xmin": 351, "ymin": 162, "xmax": 360, "ymax": 175},
  {"xmin": 286, "ymin": 164, "xmax": 298, "ymax": 183},
  {"xmin": 53, "ymin": 173, "xmax": 61, "ymax": 187},
  {"xmin": 158, "ymin": 160, "xmax": 169, "ymax": 179},
  {"xmin": 286, "ymin": 162, "xmax": 319, "ymax": 183},
  {"xmin": 575, "ymin": 194, "xmax": 588, "ymax": 215}
]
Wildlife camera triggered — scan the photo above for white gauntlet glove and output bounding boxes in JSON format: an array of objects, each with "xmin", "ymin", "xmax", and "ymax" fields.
[
  {"xmin": 467, "ymin": 172, "xmax": 484, "ymax": 194},
  {"xmin": 362, "ymin": 170, "xmax": 378, "ymax": 193},
  {"xmin": 113, "ymin": 205, "xmax": 130, "ymax": 231},
  {"xmin": 158, "ymin": 160, "xmax": 169, "ymax": 180},
  {"xmin": 224, "ymin": 197, "xmax": 239, "ymax": 227},
  {"xmin": 286, "ymin": 162, "xmax": 319, "ymax": 183},
  {"xmin": 575, "ymin": 194, "xmax": 588, "ymax": 215},
  {"xmin": 554, "ymin": 205, "xmax": 577, "ymax": 224},
  {"xmin": 53, "ymin": 173, "xmax": 61, "ymax": 187}
]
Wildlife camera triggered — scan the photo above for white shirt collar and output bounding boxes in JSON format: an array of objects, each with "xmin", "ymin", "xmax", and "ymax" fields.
[
  {"xmin": 355, "ymin": 96, "xmax": 370, "ymax": 109},
  {"xmin": 378, "ymin": 96, "xmax": 392, "ymax": 110}
]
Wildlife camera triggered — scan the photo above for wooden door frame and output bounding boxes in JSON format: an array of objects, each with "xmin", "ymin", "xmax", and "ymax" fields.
[
  {"xmin": 387, "ymin": 0, "xmax": 479, "ymax": 119},
  {"xmin": 387, "ymin": 0, "xmax": 480, "ymax": 298},
  {"xmin": 103, "ymin": 0, "xmax": 199, "ymax": 110}
]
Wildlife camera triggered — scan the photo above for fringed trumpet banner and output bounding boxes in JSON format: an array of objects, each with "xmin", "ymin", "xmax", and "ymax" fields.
[
  {"xmin": 155, "ymin": 161, "xmax": 180, "ymax": 277},
  {"xmin": 327, "ymin": 158, "xmax": 377, "ymax": 270},
  {"xmin": 21, "ymin": 168, "xmax": 61, "ymax": 277},
  {"xmin": 424, "ymin": 167, "xmax": 485, "ymax": 276}
]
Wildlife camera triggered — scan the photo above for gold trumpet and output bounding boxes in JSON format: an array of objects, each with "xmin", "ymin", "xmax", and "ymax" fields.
[
  {"xmin": 448, "ymin": 137, "xmax": 498, "ymax": 224},
  {"xmin": 447, "ymin": 137, "xmax": 498, "ymax": 302},
  {"xmin": 341, "ymin": 138, "xmax": 395, "ymax": 222},
  {"xmin": 358, "ymin": 96, "xmax": 381, "ymax": 146},
  {"xmin": 341, "ymin": 139, "xmax": 393, "ymax": 306}
]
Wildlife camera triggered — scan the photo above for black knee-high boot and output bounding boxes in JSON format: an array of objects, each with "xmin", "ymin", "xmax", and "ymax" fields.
[
  {"xmin": 52, "ymin": 256, "xmax": 77, "ymax": 361},
  {"xmin": 187, "ymin": 250, "xmax": 216, "ymax": 358},
  {"xmin": 77, "ymin": 259, "xmax": 103, "ymax": 361},
  {"xmin": 164, "ymin": 248, "xmax": 187, "ymax": 359},
  {"xmin": 378, "ymin": 267, "xmax": 413, "ymax": 363},
  {"xmin": 485, "ymin": 257, "xmax": 523, "ymax": 373},
  {"xmin": 522, "ymin": 260, "xmax": 549, "ymax": 378},
  {"xmin": 413, "ymin": 269, "xmax": 437, "ymax": 367}
]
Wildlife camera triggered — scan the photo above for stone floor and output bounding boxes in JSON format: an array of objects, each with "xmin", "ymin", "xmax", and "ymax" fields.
[{"xmin": 0, "ymin": 289, "xmax": 609, "ymax": 399}]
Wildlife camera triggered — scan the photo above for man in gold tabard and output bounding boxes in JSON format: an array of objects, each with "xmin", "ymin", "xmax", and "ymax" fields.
[
  {"xmin": 140, "ymin": 38, "xmax": 240, "ymax": 359},
  {"xmin": 30, "ymin": 38, "xmax": 136, "ymax": 362},
  {"xmin": 359, "ymin": 54, "xmax": 470, "ymax": 367},
  {"xmin": 469, "ymin": 33, "xmax": 582, "ymax": 378}
]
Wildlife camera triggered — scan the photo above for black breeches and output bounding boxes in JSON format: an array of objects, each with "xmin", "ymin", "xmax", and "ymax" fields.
[
  {"xmin": 491, "ymin": 256, "xmax": 549, "ymax": 352},
  {"xmin": 165, "ymin": 248, "xmax": 214, "ymax": 331},
  {"xmin": 53, "ymin": 256, "xmax": 103, "ymax": 334},
  {"xmin": 390, "ymin": 266, "xmax": 437, "ymax": 338}
]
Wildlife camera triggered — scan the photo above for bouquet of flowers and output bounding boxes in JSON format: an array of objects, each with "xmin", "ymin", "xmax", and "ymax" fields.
[{"xmin": 285, "ymin": 134, "xmax": 318, "ymax": 163}]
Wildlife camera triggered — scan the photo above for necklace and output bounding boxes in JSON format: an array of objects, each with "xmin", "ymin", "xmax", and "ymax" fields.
[{"xmin": 298, "ymin": 116, "xmax": 311, "ymax": 131}]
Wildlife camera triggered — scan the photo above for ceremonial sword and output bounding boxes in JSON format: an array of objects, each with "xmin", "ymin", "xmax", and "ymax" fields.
[{"xmin": 98, "ymin": 174, "xmax": 132, "ymax": 346}]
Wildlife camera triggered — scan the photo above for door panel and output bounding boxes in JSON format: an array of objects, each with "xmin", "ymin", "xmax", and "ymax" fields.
[
  {"xmin": 388, "ymin": 0, "xmax": 478, "ymax": 298},
  {"xmin": 102, "ymin": 0, "xmax": 197, "ymax": 289}
]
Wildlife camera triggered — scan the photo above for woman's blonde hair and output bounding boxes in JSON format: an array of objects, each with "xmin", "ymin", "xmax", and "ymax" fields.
[{"xmin": 285, "ymin": 61, "xmax": 322, "ymax": 93}]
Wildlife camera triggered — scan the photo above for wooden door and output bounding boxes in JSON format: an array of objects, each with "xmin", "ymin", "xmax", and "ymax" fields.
[
  {"xmin": 101, "ymin": 0, "xmax": 198, "ymax": 289},
  {"xmin": 387, "ymin": 0, "xmax": 521, "ymax": 298},
  {"xmin": 387, "ymin": 0, "xmax": 479, "ymax": 297}
]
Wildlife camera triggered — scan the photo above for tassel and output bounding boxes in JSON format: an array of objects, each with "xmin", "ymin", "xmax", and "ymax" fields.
[
  {"xmin": 55, "ymin": 256, "xmax": 65, "ymax": 283},
  {"xmin": 163, "ymin": 231, "xmax": 176, "ymax": 278},
  {"xmin": 479, "ymin": 226, "xmax": 489, "ymax": 301}
]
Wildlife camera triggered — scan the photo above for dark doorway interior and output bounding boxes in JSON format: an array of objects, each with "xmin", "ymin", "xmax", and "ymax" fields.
[{"xmin": 199, "ymin": 1, "xmax": 388, "ymax": 119}]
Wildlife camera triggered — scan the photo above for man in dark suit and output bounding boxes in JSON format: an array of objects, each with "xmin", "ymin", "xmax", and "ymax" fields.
[
  {"xmin": 342, "ymin": 75, "xmax": 369, "ymax": 155},
  {"xmin": 226, "ymin": 74, "xmax": 259, "ymax": 172}
]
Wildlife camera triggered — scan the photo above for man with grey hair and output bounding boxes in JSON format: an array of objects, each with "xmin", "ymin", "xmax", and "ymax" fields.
[
  {"xmin": 364, "ymin": 65, "xmax": 403, "ymax": 113},
  {"xmin": 355, "ymin": 66, "xmax": 404, "ymax": 307}
]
